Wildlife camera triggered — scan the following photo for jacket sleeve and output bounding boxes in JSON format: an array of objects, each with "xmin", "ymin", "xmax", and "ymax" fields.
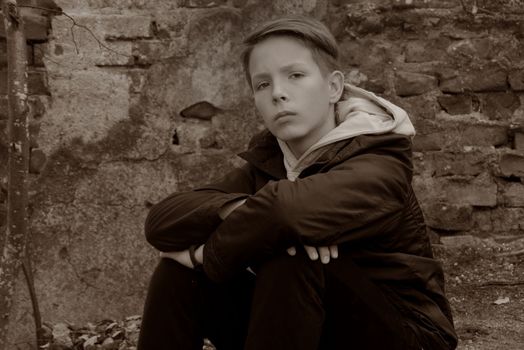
[
  {"xmin": 145, "ymin": 164, "xmax": 256, "ymax": 251},
  {"xmin": 203, "ymin": 136, "xmax": 413, "ymax": 281}
]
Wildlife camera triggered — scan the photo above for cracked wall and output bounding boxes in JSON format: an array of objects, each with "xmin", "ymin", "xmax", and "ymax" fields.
[{"xmin": 1, "ymin": 0, "xmax": 524, "ymax": 347}]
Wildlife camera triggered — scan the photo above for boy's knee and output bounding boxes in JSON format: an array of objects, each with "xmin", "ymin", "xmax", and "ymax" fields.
[
  {"xmin": 148, "ymin": 258, "xmax": 200, "ymax": 296},
  {"xmin": 255, "ymin": 252, "xmax": 325, "ymax": 289}
]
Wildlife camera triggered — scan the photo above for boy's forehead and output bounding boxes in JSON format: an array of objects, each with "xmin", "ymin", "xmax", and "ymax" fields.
[{"xmin": 248, "ymin": 36, "xmax": 318, "ymax": 74}]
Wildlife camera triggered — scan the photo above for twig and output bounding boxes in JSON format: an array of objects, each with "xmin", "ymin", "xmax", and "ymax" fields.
[
  {"xmin": 18, "ymin": 5, "xmax": 133, "ymax": 58},
  {"xmin": 22, "ymin": 253, "xmax": 45, "ymax": 348},
  {"xmin": 478, "ymin": 280, "xmax": 524, "ymax": 287},
  {"xmin": 496, "ymin": 249, "xmax": 524, "ymax": 258}
]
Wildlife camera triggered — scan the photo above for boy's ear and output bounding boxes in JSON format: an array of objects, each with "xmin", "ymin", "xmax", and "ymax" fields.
[{"xmin": 328, "ymin": 70, "xmax": 345, "ymax": 104}]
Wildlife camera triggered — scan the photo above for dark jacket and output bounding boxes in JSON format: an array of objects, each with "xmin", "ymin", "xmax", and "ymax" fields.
[{"xmin": 145, "ymin": 130, "xmax": 458, "ymax": 348}]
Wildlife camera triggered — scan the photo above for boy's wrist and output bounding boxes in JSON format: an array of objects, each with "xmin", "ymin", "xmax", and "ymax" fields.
[
  {"xmin": 189, "ymin": 244, "xmax": 205, "ymax": 270},
  {"xmin": 195, "ymin": 244, "xmax": 204, "ymax": 264}
]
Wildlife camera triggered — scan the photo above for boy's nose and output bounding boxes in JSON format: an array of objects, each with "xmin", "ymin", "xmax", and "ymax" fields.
[{"xmin": 271, "ymin": 86, "xmax": 289, "ymax": 103}]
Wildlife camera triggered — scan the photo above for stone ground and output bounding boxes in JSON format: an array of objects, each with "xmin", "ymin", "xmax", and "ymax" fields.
[
  {"xmin": 44, "ymin": 236, "xmax": 524, "ymax": 350},
  {"xmin": 436, "ymin": 236, "xmax": 524, "ymax": 350}
]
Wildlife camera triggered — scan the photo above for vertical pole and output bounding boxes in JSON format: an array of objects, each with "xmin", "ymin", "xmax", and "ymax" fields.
[{"xmin": 0, "ymin": 0, "xmax": 30, "ymax": 348}]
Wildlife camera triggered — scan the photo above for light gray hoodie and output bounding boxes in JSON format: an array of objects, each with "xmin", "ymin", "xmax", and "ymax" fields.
[{"xmin": 278, "ymin": 84, "xmax": 416, "ymax": 181}]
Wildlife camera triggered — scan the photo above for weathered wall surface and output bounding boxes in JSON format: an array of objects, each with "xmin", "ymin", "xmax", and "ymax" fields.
[{"xmin": 0, "ymin": 0, "xmax": 523, "ymax": 347}]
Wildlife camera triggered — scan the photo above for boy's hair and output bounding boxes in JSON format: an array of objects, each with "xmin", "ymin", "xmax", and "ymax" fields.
[{"xmin": 241, "ymin": 16, "xmax": 340, "ymax": 88}]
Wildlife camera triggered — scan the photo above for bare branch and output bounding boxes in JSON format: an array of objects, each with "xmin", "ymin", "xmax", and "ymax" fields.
[
  {"xmin": 478, "ymin": 280, "xmax": 524, "ymax": 287},
  {"xmin": 22, "ymin": 253, "xmax": 45, "ymax": 348},
  {"xmin": 18, "ymin": 5, "xmax": 133, "ymax": 58},
  {"xmin": 496, "ymin": 248, "xmax": 524, "ymax": 258}
]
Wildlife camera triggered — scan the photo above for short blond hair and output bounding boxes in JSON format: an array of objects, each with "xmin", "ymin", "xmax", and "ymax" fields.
[{"xmin": 241, "ymin": 16, "xmax": 340, "ymax": 88}]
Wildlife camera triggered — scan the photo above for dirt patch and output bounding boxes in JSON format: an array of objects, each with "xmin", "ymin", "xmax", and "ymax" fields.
[
  {"xmin": 435, "ymin": 236, "xmax": 524, "ymax": 350},
  {"xmin": 41, "ymin": 237, "xmax": 524, "ymax": 350}
]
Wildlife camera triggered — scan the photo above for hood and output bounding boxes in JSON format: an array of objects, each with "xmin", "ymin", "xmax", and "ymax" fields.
[{"xmin": 278, "ymin": 84, "xmax": 415, "ymax": 181}]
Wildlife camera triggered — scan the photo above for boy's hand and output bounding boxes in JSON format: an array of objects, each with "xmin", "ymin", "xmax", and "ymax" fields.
[
  {"xmin": 160, "ymin": 244, "xmax": 204, "ymax": 269},
  {"xmin": 287, "ymin": 245, "xmax": 338, "ymax": 264}
]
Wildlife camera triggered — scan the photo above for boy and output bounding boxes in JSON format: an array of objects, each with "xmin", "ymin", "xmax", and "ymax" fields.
[{"xmin": 138, "ymin": 16, "xmax": 458, "ymax": 350}]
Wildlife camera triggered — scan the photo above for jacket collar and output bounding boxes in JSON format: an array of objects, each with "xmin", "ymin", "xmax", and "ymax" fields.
[
  {"xmin": 237, "ymin": 130, "xmax": 287, "ymax": 179},
  {"xmin": 237, "ymin": 129, "xmax": 358, "ymax": 180}
]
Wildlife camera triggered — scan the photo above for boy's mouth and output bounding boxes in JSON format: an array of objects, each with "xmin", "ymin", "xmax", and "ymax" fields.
[{"xmin": 274, "ymin": 111, "xmax": 296, "ymax": 120}]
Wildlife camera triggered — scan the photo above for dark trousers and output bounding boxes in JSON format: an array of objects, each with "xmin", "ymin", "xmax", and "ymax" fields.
[{"xmin": 137, "ymin": 251, "xmax": 424, "ymax": 350}]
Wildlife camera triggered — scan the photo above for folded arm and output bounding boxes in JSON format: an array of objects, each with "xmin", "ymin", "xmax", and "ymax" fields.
[
  {"xmin": 145, "ymin": 165, "xmax": 255, "ymax": 252},
  {"xmin": 203, "ymin": 141, "xmax": 413, "ymax": 281}
]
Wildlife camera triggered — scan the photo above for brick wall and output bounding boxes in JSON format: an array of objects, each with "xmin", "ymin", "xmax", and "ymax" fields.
[
  {"xmin": 1, "ymin": 0, "xmax": 523, "ymax": 347},
  {"xmin": 328, "ymin": 0, "xmax": 524, "ymax": 238}
]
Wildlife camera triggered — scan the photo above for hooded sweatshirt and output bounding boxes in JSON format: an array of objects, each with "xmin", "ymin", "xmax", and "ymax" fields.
[{"xmin": 278, "ymin": 84, "xmax": 415, "ymax": 181}]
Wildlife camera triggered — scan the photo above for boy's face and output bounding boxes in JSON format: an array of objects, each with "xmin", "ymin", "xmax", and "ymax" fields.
[{"xmin": 248, "ymin": 35, "xmax": 339, "ymax": 156}]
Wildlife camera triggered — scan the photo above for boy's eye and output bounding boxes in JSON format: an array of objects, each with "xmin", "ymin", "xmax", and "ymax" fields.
[
  {"xmin": 289, "ymin": 72, "xmax": 304, "ymax": 79},
  {"xmin": 255, "ymin": 82, "xmax": 269, "ymax": 91}
]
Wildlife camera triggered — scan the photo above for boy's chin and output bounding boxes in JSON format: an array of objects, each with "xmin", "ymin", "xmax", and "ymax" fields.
[{"xmin": 269, "ymin": 127, "xmax": 306, "ymax": 142}]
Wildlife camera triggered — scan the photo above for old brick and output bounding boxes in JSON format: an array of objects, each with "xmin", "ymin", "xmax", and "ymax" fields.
[
  {"xmin": 395, "ymin": 71, "xmax": 437, "ymax": 96},
  {"xmin": 449, "ymin": 174, "xmax": 498, "ymax": 207},
  {"xmin": 404, "ymin": 39, "xmax": 449, "ymax": 63},
  {"xmin": 452, "ymin": 123, "xmax": 508, "ymax": 148},
  {"xmin": 94, "ymin": 41, "xmax": 134, "ymax": 66},
  {"xmin": 29, "ymin": 96, "xmax": 46, "ymax": 119},
  {"xmin": 499, "ymin": 153, "xmax": 524, "ymax": 178},
  {"xmin": 440, "ymin": 67, "xmax": 507, "ymax": 93},
  {"xmin": 0, "ymin": 97, "xmax": 7, "ymax": 119},
  {"xmin": 0, "ymin": 203, "xmax": 5, "ymax": 227},
  {"xmin": 0, "ymin": 40, "xmax": 6, "ymax": 67},
  {"xmin": 181, "ymin": 0, "xmax": 227, "ymax": 7},
  {"xmin": 355, "ymin": 15, "xmax": 385, "ymax": 35},
  {"xmin": 508, "ymin": 69, "xmax": 524, "ymax": 91},
  {"xmin": 394, "ymin": 95, "xmax": 438, "ymax": 122},
  {"xmin": 424, "ymin": 202, "xmax": 473, "ymax": 231},
  {"xmin": 128, "ymin": 69, "xmax": 146, "ymax": 94},
  {"xmin": 502, "ymin": 183, "xmax": 524, "ymax": 207},
  {"xmin": 1, "ymin": 70, "xmax": 48, "ymax": 95},
  {"xmin": 429, "ymin": 150, "xmax": 489, "ymax": 177},
  {"xmin": 412, "ymin": 133, "xmax": 443, "ymax": 151},
  {"xmin": 446, "ymin": 38, "xmax": 496, "ymax": 61},
  {"xmin": 490, "ymin": 208, "xmax": 524, "ymax": 233},
  {"xmin": 30, "ymin": 148, "xmax": 47, "ymax": 174},
  {"xmin": 474, "ymin": 0, "xmax": 524, "ymax": 14},
  {"xmin": 106, "ymin": 15, "xmax": 153, "ymax": 40},
  {"xmin": 29, "ymin": 120, "xmax": 40, "ymax": 148},
  {"xmin": 48, "ymin": 17, "xmax": 135, "ymax": 68},
  {"xmin": 233, "ymin": 0, "xmax": 248, "ymax": 7},
  {"xmin": 361, "ymin": 77, "xmax": 386, "ymax": 94},
  {"xmin": 0, "ymin": 13, "xmax": 50, "ymax": 41},
  {"xmin": 413, "ymin": 119, "xmax": 508, "ymax": 151},
  {"xmin": 479, "ymin": 92, "xmax": 521, "ymax": 121},
  {"xmin": 340, "ymin": 38, "xmax": 396, "ymax": 68},
  {"xmin": 63, "ymin": 14, "xmax": 153, "ymax": 41},
  {"xmin": 132, "ymin": 39, "xmax": 188, "ymax": 65},
  {"xmin": 0, "ymin": 120, "xmax": 6, "ymax": 147},
  {"xmin": 28, "ymin": 70, "xmax": 49, "ymax": 95},
  {"xmin": 412, "ymin": 152, "xmax": 428, "ymax": 176},
  {"xmin": 390, "ymin": 0, "xmax": 458, "ymax": 9},
  {"xmin": 515, "ymin": 132, "xmax": 524, "ymax": 151},
  {"xmin": 414, "ymin": 173, "xmax": 498, "ymax": 207},
  {"xmin": 471, "ymin": 208, "xmax": 493, "ymax": 232},
  {"xmin": 437, "ymin": 94, "xmax": 473, "ymax": 115},
  {"xmin": 0, "ymin": 69, "xmax": 5, "ymax": 95},
  {"xmin": 33, "ymin": 43, "xmax": 47, "ymax": 67}
]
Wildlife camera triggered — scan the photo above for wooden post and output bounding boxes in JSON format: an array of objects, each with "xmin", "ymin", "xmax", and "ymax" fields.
[{"xmin": 0, "ymin": 0, "xmax": 30, "ymax": 347}]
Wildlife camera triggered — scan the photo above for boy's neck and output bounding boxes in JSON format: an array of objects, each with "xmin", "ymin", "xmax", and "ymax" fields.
[{"xmin": 286, "ymin": 111, "xmax": 337, "ymax": 159}]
